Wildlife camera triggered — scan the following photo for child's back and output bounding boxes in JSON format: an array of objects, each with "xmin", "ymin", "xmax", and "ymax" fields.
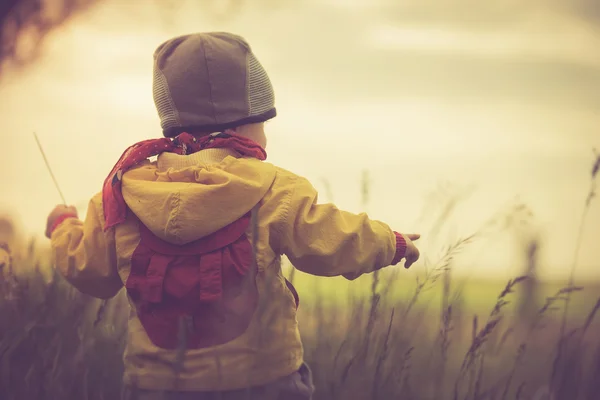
[{"xmin": 46, "ymin": 32, "xmax": 420, "ymax": 400}]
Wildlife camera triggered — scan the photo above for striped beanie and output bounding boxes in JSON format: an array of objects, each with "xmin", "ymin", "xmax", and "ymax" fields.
[{"xmin": 152, "ymin": 32, "xmax": 276, "ymax": 138}]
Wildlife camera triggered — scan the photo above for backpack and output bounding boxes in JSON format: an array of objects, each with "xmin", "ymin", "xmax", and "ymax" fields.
[{"xmin": 124, "ymin": 207, "xmax": 299, "ymax": 349}]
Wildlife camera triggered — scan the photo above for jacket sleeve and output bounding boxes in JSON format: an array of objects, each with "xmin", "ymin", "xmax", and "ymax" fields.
[
  {"xmin": 50, "ymin": 193, "xmax": 123, "ymax": 299},
  {"xmin": 275, "ymin": 173, "xmax": 406, "ymax": 280}
]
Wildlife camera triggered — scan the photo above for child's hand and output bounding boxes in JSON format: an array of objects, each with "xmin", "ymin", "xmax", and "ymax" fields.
[
  {"xmin": 401, "ymin": 233, "xmax": 420, "ymax": 269},
  {"xmin": 45, "ymin": 205, "xmax": 78, "ymax": 239}
]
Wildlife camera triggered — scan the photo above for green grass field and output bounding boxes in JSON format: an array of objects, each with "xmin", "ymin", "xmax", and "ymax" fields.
[
  {"xmin": 287, "ymin": 263, "xmax": 599, "ymax": 319},
  {"xmin": 1, "ymin": 209, "xmax": 599, "ymax": 399}
]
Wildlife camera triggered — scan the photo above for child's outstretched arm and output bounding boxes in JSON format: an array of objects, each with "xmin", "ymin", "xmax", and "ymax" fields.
[
  {"xmin": 274, "ymin": 172, "xmax": 420, "ymax": 280},
  {"xmin": 45, "ymin": 193, "xmax": 122, "ymax": 299}
]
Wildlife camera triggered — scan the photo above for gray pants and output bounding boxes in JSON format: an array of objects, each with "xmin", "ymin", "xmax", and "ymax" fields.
[{"xmin": 122, "ymin": 363, "xmax": 314, "ymax": 400}]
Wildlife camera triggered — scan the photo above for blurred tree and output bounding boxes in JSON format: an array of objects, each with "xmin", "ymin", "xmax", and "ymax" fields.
[
  {"xmin": 0, "ymin": 0, "xmax": 100, "ymax": 73},
  {"xmin": 0, "ymin": 0, "xmax": 290, "ymax": 76}
]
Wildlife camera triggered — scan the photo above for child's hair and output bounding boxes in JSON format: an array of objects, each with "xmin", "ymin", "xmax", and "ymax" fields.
[{"xmin": 186, "ymin": 123, "xmax": 266, "ymax": 145}]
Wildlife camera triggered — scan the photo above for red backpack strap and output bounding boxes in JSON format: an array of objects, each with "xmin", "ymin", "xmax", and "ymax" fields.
[{"xmin": 144, "ymin": 253, "xmax": 172, "ymax": 303}]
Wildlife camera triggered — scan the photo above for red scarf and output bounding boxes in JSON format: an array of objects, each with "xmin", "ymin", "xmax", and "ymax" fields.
[{"xmin": 102, "ymin": 130, "xmax": 267, "ymax": 231}]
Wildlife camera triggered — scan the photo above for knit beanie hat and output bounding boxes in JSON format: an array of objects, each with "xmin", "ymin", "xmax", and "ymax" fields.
[{"xmin": 152, "ymin": 32, "xmax": 276, "ymax": 138}]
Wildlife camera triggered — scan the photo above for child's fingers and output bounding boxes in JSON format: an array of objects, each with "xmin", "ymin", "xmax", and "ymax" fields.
[{"xmin": 406, "ymin": 234, "xmax": 421, "ymax": 241}]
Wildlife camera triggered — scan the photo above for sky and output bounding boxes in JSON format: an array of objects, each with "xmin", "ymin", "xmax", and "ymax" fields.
[{"xmin": 0, "ymin": 0, "xmax": 599, "ymax": 282}]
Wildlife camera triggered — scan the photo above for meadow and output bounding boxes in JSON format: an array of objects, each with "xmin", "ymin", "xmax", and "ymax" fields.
[
  {"xmin": 0, "ymin": 195, "xmax": 599, "ymax": 400},
  {"xmin": 1, "ymin": 153, "xmax": 599, "ymax": 400}
]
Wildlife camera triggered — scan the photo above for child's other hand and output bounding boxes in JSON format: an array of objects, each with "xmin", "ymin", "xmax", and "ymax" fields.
[
  {"xmin": 402, "ymin": 233, "xmax": 420, "ymax": 269},
  {"xmin": 45, "ymin": 205, "xmax": 78, "ymax": 239}
]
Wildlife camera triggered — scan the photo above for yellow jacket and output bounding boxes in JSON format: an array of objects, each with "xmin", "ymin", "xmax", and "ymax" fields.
[{"xmin": 50, "ymin": 148, "xmax": 401, "ymax": 391}]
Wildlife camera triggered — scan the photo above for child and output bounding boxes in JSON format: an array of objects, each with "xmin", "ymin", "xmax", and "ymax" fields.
[{"xmin": 45, "ymin": 32, "xmax": 421, "ymax": 400}]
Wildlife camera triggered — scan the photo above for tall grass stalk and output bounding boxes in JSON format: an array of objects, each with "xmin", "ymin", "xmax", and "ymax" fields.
[{"xmin": 552, "ymin": 149, "xmax": 600, "ymax": 394}]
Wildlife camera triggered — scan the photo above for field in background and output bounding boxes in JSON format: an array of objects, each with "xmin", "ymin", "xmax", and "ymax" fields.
[
  {"xmin": 1, "ymin": 219, "xmax": 599, "ymax": 400},
  {"xmin": 288, "ymin": 265, "xmax": 600, "ymax": 318}
]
